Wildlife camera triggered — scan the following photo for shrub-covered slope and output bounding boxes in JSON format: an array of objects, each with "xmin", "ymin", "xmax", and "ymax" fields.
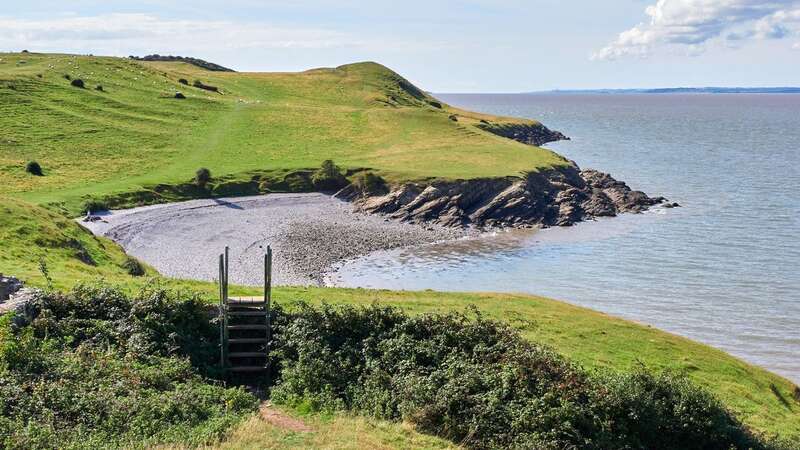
[{"xmin": 3, "ymin": 284, "xmax": 794, "ymax": 449}]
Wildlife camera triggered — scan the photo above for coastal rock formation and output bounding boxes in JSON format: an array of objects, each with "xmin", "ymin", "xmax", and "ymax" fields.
[
  {"xmin": 477, "ymin": 122, "xmax": 570, "ymax": 146},
  {"xmin": 336, "ymin": 165, "xmax": 666, "ymax": 229}
]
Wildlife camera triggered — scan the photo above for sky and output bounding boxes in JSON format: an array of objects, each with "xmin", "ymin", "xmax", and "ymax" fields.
[{"xmin": 2, "ymin": 0, "xmax": 799, "ymax": 92}]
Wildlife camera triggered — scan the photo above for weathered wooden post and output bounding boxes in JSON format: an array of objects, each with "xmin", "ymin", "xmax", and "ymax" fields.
[
  {"xmin": 218, "ymin": 254, "xmax": 227, "ymax": 369},
  {"xmin": 0, "ymin": 273, "xmax": 8, "ymax": 302},
  {"xmin": 264, "ymin": 247, "xmax": 272, "ymax": 366}
]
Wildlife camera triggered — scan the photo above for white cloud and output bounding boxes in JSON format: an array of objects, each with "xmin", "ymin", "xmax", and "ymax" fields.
[
  {"xmin": 593, "ymin": 0, "xmax": 800, "ymax": 60},
  {"xmin": 0, "ymin": 13, "xmax": 360, "ymax": 56},
  {"xmin": 794, "ymin": 41, "xmax": 800, "ymax": 48}
]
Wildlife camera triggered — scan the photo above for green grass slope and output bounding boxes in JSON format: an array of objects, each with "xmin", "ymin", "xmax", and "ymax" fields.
[
  {"xmin": 0, "ymin": 197, "xmax": 154, "ymax": 289},
  {"xmin": 1, "ymin": 199, "xmax": 796, "ymax": 440},
  {"xmin": 0, "ymin": 52, "xmax": 568, "ymax": 212},
  {"xmin": 1, "ymin": 52, "xmax": 798, "ymax": 444}
]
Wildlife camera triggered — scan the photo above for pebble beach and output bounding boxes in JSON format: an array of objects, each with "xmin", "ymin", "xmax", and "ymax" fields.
[{"xmin": 81, "ymin": 193, "xmax": 469, "ymax": 286}]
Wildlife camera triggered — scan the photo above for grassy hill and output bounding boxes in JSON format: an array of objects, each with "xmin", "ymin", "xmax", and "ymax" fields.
[
  {"xmin": 0, "ymin": 52, "xmax": 568, "ymax": 213},
  {"xmin": 1, "ymin": 52, "xmax": 799, "ymax": 446},
  {"xmin": 1, "ymin": 198, "xmax": 797, "ymax": 443}
]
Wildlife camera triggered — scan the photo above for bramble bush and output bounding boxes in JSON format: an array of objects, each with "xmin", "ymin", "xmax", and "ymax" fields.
[
  {"xmin": 269, "ymin": 303, "xmax": 784, "ymax": 450},
  {"xmin": 0, "ymin": 283, "xmax": 257, "ymax": 449},
  {"xmin": 1, "ymin": 283, "xmax": 793, "ymax": 449},
  {"xmin": 311, "ymin": 159, "xmax": 348, "ymax": 191}
]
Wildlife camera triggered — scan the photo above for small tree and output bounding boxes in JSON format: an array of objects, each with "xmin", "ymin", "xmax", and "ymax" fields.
[
  {"xmin": 195, "ymin": 168, "xmax": 212, "ymax": 190},
  {"xmin": 311, "ymin": 160, "xmax": 347, "ymax": 191},
  {"xmin": 352, "ymin": 172, "xmax": 388, "ymax": 196},
  {"xmin": 25, "ymin": 161, "xmax": 43, "ymax": 176}
]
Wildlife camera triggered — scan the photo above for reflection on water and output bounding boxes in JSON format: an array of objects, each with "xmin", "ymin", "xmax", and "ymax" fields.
[{"xmin": 329, "ymin": 93, "xmax": 800, "ymax": 383}]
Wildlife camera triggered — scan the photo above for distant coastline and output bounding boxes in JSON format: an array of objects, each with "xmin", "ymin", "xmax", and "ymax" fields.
[{"xmin": 535, "ymin": 87, "xmax": 800, "ymax": 94}]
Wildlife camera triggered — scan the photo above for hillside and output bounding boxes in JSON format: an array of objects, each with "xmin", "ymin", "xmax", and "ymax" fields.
[
  {"xmin": 0, "ymin": 198, "xmax": 797, "ymax": 442},
  {"xmin": 0, "ymin": 52, "xmax": 568, "ymax": 213},
  {"xmin": 1, "ymin": 52, "xmax": 798, "ymax": 447}
]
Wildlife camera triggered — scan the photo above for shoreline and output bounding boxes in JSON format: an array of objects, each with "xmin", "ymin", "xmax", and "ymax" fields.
[{"xmin": 81, "ymin": 193, "xmax": 475, "ymax": 286}]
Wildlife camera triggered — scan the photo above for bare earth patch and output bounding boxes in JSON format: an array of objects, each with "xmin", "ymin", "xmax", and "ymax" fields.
[{"xmin": 259, "ymin": 403, "xmax": 312, "ymax": 432}]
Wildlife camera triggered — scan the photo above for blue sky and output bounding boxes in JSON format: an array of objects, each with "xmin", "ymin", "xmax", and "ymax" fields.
[{"xmin": 3, "ymin": 0, "xmax": 799, "ymax": 92}]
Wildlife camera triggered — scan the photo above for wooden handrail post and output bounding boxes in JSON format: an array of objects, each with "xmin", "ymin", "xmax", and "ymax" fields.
[
  {"xmin": 265, "ymin": 246, "xmax": 272, "ymax": 369},
  {"xmin": 219, "ymin": 253, "xmax": 226, "ymax": 369}
]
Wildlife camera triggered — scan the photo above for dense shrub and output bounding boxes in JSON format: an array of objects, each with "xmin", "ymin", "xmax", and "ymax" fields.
[
  {"xmin": 195, "ymin": 167, "xmax": 212, "ymax": 190},
  {"xmin": 0, "ymin": 285, "xmax": 258, "ymax": 449},
  {"xmin": 178, "ymin": 78, "xmax": 189, "ymax": 85},
  {"xmin": 351, "ymin": 171, "xmax": 388, "ymax": 196},
  {"xmin": 81, "ymin": 197, "xmax": 109, "ymax": 214},
  {"xmin": 284, "ymin": 172, "xmax": 313, "ymax": 191},
  {"xmin": 270, "ymin": 303, "xmax": 776, "ymax": 450},
  {"xmin": 70, "ymin": 78, "xmax": 85, "ymax": 88},
  {"xmin": 0, "ymin": 285, "xmax": 790, "ymax": 450},
  {"xmin": 25, "ymin": 161, "xmax": 43, "ymax": 176},
  {"xmin": 174, "ymin": 91, "xmax": 186, "ymax": 99},
  {"xmin": 95, "ymin": 84, "xmax": 103, "ymax": 91},
  {"xmin": 192, "ymin": 80, "xmax": 219, "ymax": 92},
  {"xmin": 311, "ymin": 160, "xmax": 347, "ymax": 191},
  {"xmin": 121, "ymin": 256, "xmax": 145, "ymax": 276}
]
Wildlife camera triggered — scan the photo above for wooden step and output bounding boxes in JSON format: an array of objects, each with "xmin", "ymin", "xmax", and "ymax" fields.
[
  {"xmin": 229, "ymin": 352, "xmax": 268, "ymax": 358},
  {"xmin": 227, "ymin": 324, "xmax": 268, "ymax": 330},
  {"xmin": 228, "ymin": 299, "xmax": 266, "ymax": 305},
  {"xmin": 228, "ymin": 311, "xmax": 267, "ymax": 317},
  {"xmin": 227, "ymin": 366, "xmax": 268, "ymax": 372},
  {"xmin": 228, "ymin": 337, "xmax": 268, "ymax": 344}
]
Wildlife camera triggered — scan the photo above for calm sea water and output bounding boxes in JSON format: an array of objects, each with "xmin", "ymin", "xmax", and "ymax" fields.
[{"xmin": 329, "ymin": 93, "xmax": 800, "ymax": 383}]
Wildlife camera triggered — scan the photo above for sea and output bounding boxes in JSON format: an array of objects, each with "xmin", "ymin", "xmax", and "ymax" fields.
[{"xmin": 328, "ymin": 93, "xmax": 800, "ymax": 383}]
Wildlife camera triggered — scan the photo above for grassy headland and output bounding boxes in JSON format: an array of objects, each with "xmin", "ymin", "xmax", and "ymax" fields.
[
  {"xmin": 1, "ymin": 52, "xmax": 567, "ymax": 214},
  {"xmin": 1, "ymin": 52, "xmax": 798, "ymax": 446}
]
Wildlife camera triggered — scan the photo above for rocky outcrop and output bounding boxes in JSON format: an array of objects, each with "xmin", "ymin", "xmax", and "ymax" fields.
[
  {"xmin": 477, "ymin": 122, "xmax": 570, "ymax": 146},
  {"xmin": 336, "ymin": 165, "xmax": 666, "ymax": 229}
]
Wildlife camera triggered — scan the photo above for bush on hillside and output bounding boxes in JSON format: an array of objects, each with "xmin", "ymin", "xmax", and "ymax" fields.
[
  {"xmin": 351, "ymin": 172, "xmax": 388, "ymax": 196},
  {"xmin": 81, "ymin": 198, "xmax": 109, "ymax": 214},
  {"xmin": 25, "ymin": 161, "xmax": 43, "ymax": 176},
  {"xmin": 195, "ymin": 168, "xmax": 212, "ymax": 190},
  {"xmin": 0, "ymin": 283, "xmax": 789, "ymax": 450},
  {"xmin": 311, "ymin": 160, "xmax": 348, "ymax": 191},
  {"xmin": 121, "ymin": 256, "xmax": 145, "ymax": 276},
  {"xmin": 0, "ymin": 285, "xmax": 257, "ymax": 449},
  {"xmin": 283, "ymin": 172, "xmax": 313, "ymax": 192},
  {"xmin": 174, "ymin": 92, "xmax": 186, "ymax": 99},
  {"xmin": 70, "ymin": 78, "xmax": 85, "ymax": 88},
  {"xmin": 95, "ymin": 84, "xmax": 103, "ymax": 91},
  {"xmin": 192, "ymin": 80, "xmax": 219, "ymax": 92},
  {"xmin": 178, "ymin": 78, "xmax": 189, "ymax": 85},
  {"xmin": 270, "ymin": 303, "xmax": 775, "ymax": 450},
  {"xmin": 63, "ymin": 74, "xmax": 71, "ymax": 80}
]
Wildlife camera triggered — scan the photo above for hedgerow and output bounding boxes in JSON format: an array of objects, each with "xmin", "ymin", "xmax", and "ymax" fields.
[
  {"xmin": 0, "ymin": 284, "xmax": 792, "ymax": 449},
  {"xmin": 0, "ymin": 284, "xmax": 257, "ymax": 449},
  {"xmin": 269, "ymin": 303, "xmax": 783, "ymax": 450}
]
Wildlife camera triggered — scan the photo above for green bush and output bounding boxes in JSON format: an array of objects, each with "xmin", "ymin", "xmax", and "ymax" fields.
[
  {"xmin": 81, "ymin": 197, "xmax": 109, "ymax": 214},
  {"xmin": 311, "ymin": 160, "xmax": 347, "ymax": 191},
  {"xmin": 25, "ymin": 161, "xmax": 43, "ymax": 176},
  {"xmin": 0, "ymin": 285, "xmax": 258, "ymax": 449},
  {"xmin": 270, "ymin": 303, "xmax": 775, "ymax": 450},
  {"xmin": 121, "ymin": 256, "xmax": 145, "ymax": 276},
  {"xmin": 351, "ymin": 171, "xmax": 388, "ymax": 196},
  {"xmin": 284, "ymin": 172, "xmax": 313, "ymax": 192},
  {"xmin": 195, "ymin": 168, "xmax": 212, "ymax": 190},
  {"xmin": 70, "ymin": 78, "xmax": 85, "ymax": 88},
  {"xmin": 1, "ymin": 284, "xmax": 790, "ymax": 450}
]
